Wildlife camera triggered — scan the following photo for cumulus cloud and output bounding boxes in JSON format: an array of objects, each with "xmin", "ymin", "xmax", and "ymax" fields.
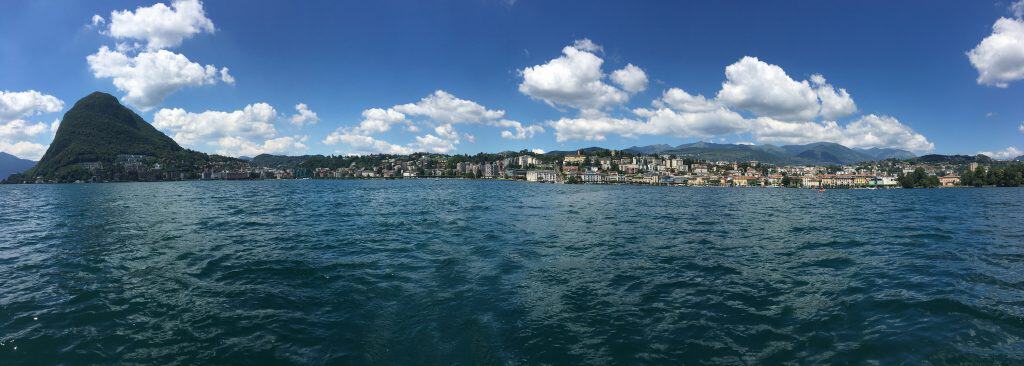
[
  {"xmin": 87, "ymin": 46, "xmax": 233, "ymax": 110},
  {"xmin": 547, "ymin": 107, "xmax": 747, "ymax": 142},
  {"xmin": 216, "ymin": 135, "xmax": 308, "ymax": 157},
  {"xmin": 102, "ymin": 0, "xmax": 215, "ymax": 50},
  {"xmin": 0, "ymin": 90, "xmax": 64, "ymax": 121},
  {"xmin": 979, "ymin": 146, "xmax": 1023, "ymax": 160},
  {"xmin": 537, "ymin": 51, "xmax": 932, "ymax": 151},
  {"xmin": 518, "ymin": 40, "xmax": 631, "ymax": 109},
  {"xmin": 0, "ymin": 119, "xmax": 49, "ymax": 140},
  {"xmin": 410, "ymin": 124, "xmax": 461, "ymax": 153},
  {"xmin": 811, "ymin": 74, "xmax": 857, "ymax": 120},
  {"xmin": 547, "ymin": 115, "xmax": 645, "ymax": 141},
  {"xmin": 749, "ymin": 114, "xmax": 934, "ymax": 152},
  {"xmin": 91, "ymin": 14, "xmax": 106, "ymax": 27},
  {"xmin": 572, "ymin": 38, "xmax": 603, "ymax": 53},
  {"xmin": 0, "ymin": 140, "xmax": 48, "ymax": 161},
  {"xmin": 153, "ymin": 103, "xmax": 305, "ymax": 156},
  {"xmin": 610, "ymin": 64, "xmax": 648, "ymax": 93},
  {"xmin": 325, "ymin": 122, "xmax": 466, "ymax": 155},
  {"xmin": 289, "ymin": 103, "xmax": 319, "ymax": 126},
  {"xmin": 717, "ymin": 57, "xmax": 856, "ymax": 121},
  {"xmin": 653, "ymin": 88, "xmax": 719, "ymax": 113},
  {"xmin": 353, "ymin": 108, "xmax": 407, "ymax": 134},
  {"xmin": 328, "ymin": 90, "xmax": 541, "ymax": 153},
  {"xmin": 393, "ymin": 90, "xmax": 505, "ymax": 124},
  {"xmin": 968, "ymin": 17, "xmax": 1024, "ymax": 88},
  {"xmin": 323, "ymin": 133, "xmax": 412, "ymax": 155},
  {"xmin": 496, "ymin": 119, "xmax": 544, "ymax": 140}
]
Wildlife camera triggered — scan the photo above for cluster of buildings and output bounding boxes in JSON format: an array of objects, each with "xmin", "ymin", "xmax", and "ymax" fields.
[
  {"xmin": 303, "ymin": 151, "xmax": 972, "ymax": 188},
  {"xmin": 42, "ymin": 150, "xmax": 980, "ymax": 188}
]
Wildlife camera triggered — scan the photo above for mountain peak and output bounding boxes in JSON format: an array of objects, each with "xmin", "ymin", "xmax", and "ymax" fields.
[
  {"xmin": 74, "ymin": 91, "xmax": 122, "ymax": 108},
  {"xmin": 28, "ymin": 91, "xmax": 184, "ymax": 179}
]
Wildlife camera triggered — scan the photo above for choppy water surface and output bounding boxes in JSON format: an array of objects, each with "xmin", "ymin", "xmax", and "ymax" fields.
[{"xmin": 2, "ymin": 180, "xmax": 1024, "ymax": 364}]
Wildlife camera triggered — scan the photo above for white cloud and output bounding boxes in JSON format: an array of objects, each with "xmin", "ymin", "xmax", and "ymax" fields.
[
  {"xmin": 531, "ymin": 148, "xmax": 545, "ymax": 154},
  {"xmin": 154, "ymin": 103, "xmax": 277, "ymax": 144},
  {"xmin": 0, "ymin": 140, "xmax": 47, "ymax": 161},
  {"xmin": 496, "ymin": 119, "xmax": 544, "ymax": 140},
  {"xmin": 653, "ymin": 88, "xmax": 719, "ymax": 113},
  {"xmin": 343, "ymin": 90, "xmax": 540, "ymax": 143},
  {"xmin": 216, "ymin": 135, "xmax": 308, "ymax": 157},
  {"xmin": 547, "ymin": 115, "xmax": 644, "ymax": 141},
  {"xmin": 91, "ymin": 14, "xmax": 106, "ymax": 27},
  {"xmin": 717, "ymin": 56, "xmax": 857, "ymax": 121},
  {"xmin": 810, "ymin": 74, "xmax": 857, "ymax": 120},
  {"xmin": 0, "ymin": 90, "xmax": 64, "ymax": 121},
  {"xmin": 547, "ymin": 107, "xmax": 748, "ymax": 142},
  {"xmin": 572, "ymin": 38, "xmax": 603, "ymax": 53},
  {"xmin": 1019, "ymin": 122, "xmax": 1024, "ymax": 133},
  {"xmin": 103, "ymin": 0, "xmax": 215, "ymax": 50},
  {"xmin": 393, "ymin": 90, "xmax": 505, "ymax": 124},
  {"xmin": 354, "ymin": 108, "xmax": 407, "ymax": 134},
  {"xmin": 153, "ymin": 103, "xmax": 306, "ymax": 156},
  {"xmin": 643, "ymin": 108, "xmax": 749, "ymax": 138},
  {"xmin": 968, "ymin": 17, "xmax": 1024, "ymax": 88},
  {"xmin": 87, "ymin": 46, "xmax": 233, "ymax": 110},
  {"xmin": 323, "ymin": 133, "xmax": 412, "ymax": 155},
  {"xmin": 610, "ymin": 64, "xmax": 648, "ymax": 93},
  {"xmin": 518, "ymin": 40, "xmax": 630, "ymax": 109},
  {"xmin": 325, "ymin": 123, "xmax": 465, "ymax": 155},
  {"xmin": 543, "ymin": 53, "xmax": 928, "ymax": 152},
  {"xmin": 0, "ymin": 119, "xmax": 48, "ymax": 139},
  {"xmin": 750, "ymin": 114, "xmax": 934, "ymax": 152},
  {"xmin": 1015, "ymin": 0, "xmax": 1024, "ymax": 18},
  {"xmin": 289, "ymin": 103, "xmax": 319, "ymax": 126},
  {"xmin": 409, "ymin": 124, "xmax": 462, "ymax": 154},
  {"xmin": 978, "ymin": 146, "xmax": 1023, "ymax": 160}
]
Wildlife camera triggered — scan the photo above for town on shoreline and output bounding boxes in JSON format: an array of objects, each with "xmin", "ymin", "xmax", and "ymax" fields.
[{"xmin": 8, "ymin": 148, "xmax": 1024, "ymax": 188}]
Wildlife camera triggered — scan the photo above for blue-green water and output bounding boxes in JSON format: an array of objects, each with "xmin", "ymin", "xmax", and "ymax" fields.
[{"xmin": 1, "ymin": 180, "xmax": 1023, "ymax": 364}]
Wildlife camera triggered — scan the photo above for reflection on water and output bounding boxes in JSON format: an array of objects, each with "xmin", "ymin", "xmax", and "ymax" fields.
[{"xmin": 1, "ymin": 180, "xmax": 1023, "ymax": 364}]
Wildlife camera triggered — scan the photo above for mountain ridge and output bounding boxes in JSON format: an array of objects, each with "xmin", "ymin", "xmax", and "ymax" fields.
[{"xmin": 0, "ymin": 152, "xmax": 36, "ymax": 179}]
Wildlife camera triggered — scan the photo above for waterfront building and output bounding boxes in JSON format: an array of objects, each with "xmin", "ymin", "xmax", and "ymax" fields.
[
  {"xmin": 939, "ymin": 174, "xmax": 961, "ymax": 187},
  {"xmin": 526, "ymin": 170, "xmax": 557, "ymax": 182}
]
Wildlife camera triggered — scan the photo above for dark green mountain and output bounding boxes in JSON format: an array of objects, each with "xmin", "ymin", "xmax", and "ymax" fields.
[
  {"xmin": 5, "ymin": 91, "xmax": 237, "ymax": 183},
  {"xmin": 622, "ymin": 141, "xmax": 916, "ymax": 165},
  {"xmin": 855, "ymin": 147, "xmax": 917, "ymax": 160},
  {"xmin": 30, "ymin": 92, "xmax": 183, "ymax": 176},
  {"xmin": 250, "ymin": 154, "xmax": 323, "ymax": 168},
  {"xmin": 0, "ymin": 152, "xmax": 35, "ymax": 179},
  {"xmin": 622, "ymin": 144, "xmax": 673, "ymax": 154},
  {"xmin": 914, "ymin": 154, "xmax": 992, "ymax": 165}
]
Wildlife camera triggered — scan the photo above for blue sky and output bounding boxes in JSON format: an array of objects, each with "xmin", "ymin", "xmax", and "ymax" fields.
[{"xmin": 2, "ymin": 0, "xmax": 1024, "ymax": 160}]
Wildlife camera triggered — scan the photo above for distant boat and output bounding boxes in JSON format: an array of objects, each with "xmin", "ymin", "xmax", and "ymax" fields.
[{"xmin": 818, "ymin": 188, "xmax": 826, "ymax": 193}]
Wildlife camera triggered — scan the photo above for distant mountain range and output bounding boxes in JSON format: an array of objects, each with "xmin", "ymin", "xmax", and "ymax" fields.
[
  {"xmin": 617, "ymin": 141, "xmax": 916, "ymax": 165},
  {"xmin": 0, "ymin": 152, "xmax": 35, "ymax": 179},
  {"xmin": 249, "ymin": 154, "xmax": 324, "ymax": 168}
]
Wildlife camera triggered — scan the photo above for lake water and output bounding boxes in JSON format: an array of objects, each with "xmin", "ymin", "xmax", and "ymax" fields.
[{"xmin": 1, "ymin": 180, "xmax": 1023, "ymax": 364}]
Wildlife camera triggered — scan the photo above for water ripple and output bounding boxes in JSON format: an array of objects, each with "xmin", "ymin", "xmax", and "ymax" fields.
[{"xmin": 1, "ymin": 181, "xmax": 1023, "ymax": 364}]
